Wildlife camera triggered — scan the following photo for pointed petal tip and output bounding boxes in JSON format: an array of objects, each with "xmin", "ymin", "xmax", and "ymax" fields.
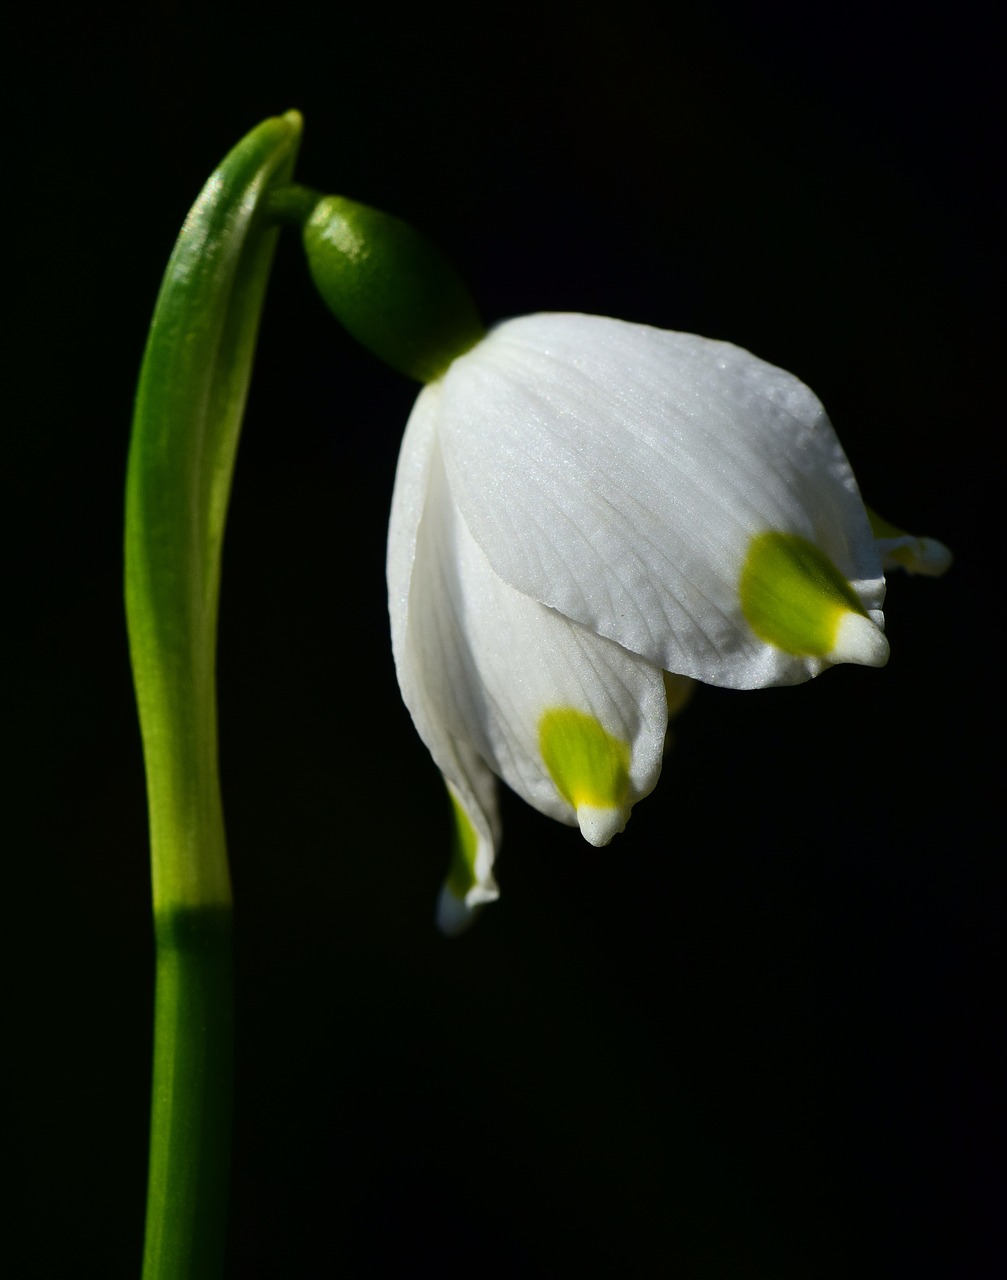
[
  {"xmin": 830, "ymin": 610, "xmax": 890, "ymax": 668},
  {"xmin": 435, "ymin": 882, "xmax": 499, "ymax": 938},
  {"xmin": 576, "ymin": 804, "xmax": 628, "ymax": 846},
  {"xmin": 867, "ymin": 509, "xmax": 953, "ymax": 577},
  {"xmin": 893, "ymin": 536, "xmax": 954, "ymax": 577},
  {"xmin": 435, "ymin": 887, "xmax": 479, "ymax": 936}
]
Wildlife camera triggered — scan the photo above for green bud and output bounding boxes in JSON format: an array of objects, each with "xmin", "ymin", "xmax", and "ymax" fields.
[{"xmin": 301, "ymin": 195, "xmax": 485, "ymax": 382}]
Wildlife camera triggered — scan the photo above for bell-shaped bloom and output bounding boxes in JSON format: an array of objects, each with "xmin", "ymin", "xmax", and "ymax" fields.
[{"xmin": 387, "ymin": 312, "xmax": 950, "ymax": 933}]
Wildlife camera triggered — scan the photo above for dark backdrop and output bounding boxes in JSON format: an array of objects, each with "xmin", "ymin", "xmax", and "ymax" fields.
[{"xmin": 13, "ymin": 3, "xmax": 1000, "ymax": 1276}]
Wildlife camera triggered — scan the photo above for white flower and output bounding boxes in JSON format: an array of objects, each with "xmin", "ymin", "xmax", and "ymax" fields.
[{"xmin": 386, "ymin": 312, "xmax": 949, "ymax": 934}]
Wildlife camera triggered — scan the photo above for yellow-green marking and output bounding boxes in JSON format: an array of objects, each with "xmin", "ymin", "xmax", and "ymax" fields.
[
  {"xmin": 539, "ymin": 707, "xmax": 632, "ymax": 845},
  {"xmin": 739, "ymin": 530, "xmax": 886, "ymax": 664}
]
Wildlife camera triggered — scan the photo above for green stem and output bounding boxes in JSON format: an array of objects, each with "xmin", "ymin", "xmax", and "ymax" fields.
[
  {"xmin": 125, "ymin": 112, "xmax": 302, "ymax": 1279},
  {"xmin": 143, "ymin": 910, "xmax": 233, "ymax": 1278},
  {"xmin": 266, "ymin": 181, "xmax": 323, "ymax": 228}
]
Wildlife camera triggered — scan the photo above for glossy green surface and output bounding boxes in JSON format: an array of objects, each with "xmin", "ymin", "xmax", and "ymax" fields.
[
  {"xmin": 126, "ymin": 110, "xmax": 301, "ymax": 913},
  {"xmin": 302, "ymin": 194, "xmax": 484, "ymax": 382}
]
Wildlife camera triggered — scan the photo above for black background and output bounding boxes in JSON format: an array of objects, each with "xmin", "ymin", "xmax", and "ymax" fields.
[{"xmin": 13, "ymin": 3, "xmax": 1001, "ymax": 1276}]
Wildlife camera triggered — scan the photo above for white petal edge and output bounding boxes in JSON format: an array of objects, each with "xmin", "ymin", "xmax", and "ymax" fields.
[
  {"xmin": 388, "ymin": 387, "xmax": 502, "ymax": 931},
  {"xmin": 388, "ymin": 380, "xmax": 669, "ymax": 865},
  {"xmin": 437, "ymin": 313, "xmax": 887, "ymax": 690},
  {"xmin": 877, "ymin": 533, "xmax": 954, "ymax": 576}
]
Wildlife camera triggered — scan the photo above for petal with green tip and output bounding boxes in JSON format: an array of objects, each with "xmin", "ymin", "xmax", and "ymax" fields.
[
  {"xmin": 739, "ymin": 531, "xmax": 889, "ymax": 668},
  {"xmin": 385, "ymin": 311, "xmax": 949, "ymax": 929},
  {"xmin": 437, "ymin": 314, "xmax": 886, "ymax": 690},
  {"xmin": 388, "ymin": 380, "xmax": 670, "ymax": 931}
]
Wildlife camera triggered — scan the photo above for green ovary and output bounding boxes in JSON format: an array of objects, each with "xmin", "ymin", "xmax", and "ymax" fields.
[
  {"xmin": 539, "ymin": 708, "xmax": 632, "ymax": 813},
  {"xmin": 740, "ymin": 531, "xmax": 865, "ymax": 656}
]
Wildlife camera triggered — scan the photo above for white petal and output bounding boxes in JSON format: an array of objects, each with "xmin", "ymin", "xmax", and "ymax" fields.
[
  {"xmin": 434, "ymin": 769, "xmax": 501, "ymax": 936},
  {"xmin": 867, "ymin": 509, "xmax": 954, "ymax": 577},
  {"xmin": 437, "ymin": 313, "xmax": 886, "ymax": 689},
  {"xmin": 880, "ymin": 535, "xmax": 952, "ymax": 576},
  {"xmin": 831, "ymin": 610, "xmax": 890, "ymax": 667},
  {"xmin": 388, "ymin": 386, "xmax": 501, "ymax": 930},
  {"xmin": 388, "ymin": 382, "xmax": 669, "ymax": 862}
]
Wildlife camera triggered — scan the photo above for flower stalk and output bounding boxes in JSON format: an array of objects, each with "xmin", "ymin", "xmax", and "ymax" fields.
[{"xmin": 125, "ymin": 111, "xmax": 302, "ymax": 1278}]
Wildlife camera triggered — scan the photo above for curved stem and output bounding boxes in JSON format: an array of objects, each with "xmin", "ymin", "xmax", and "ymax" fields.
[
  {"xmin": 126, "ymin": 111, "xmax": 302, "ymax": 1279},
  {"xmin": 266, "ymin": 181, "xmax": 323, "ymax": 228}
]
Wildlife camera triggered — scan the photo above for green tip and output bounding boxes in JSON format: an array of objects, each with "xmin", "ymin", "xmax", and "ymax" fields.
[
  {"xmin": 445, "ymin": 788, "xmax": 481, "ymax": 901},
  {"xmin": 740, "ymin": 530, "xmax": 889, "ymax": 667},
  {"xmin": 539, "ymin": 707, "xmax": 633, "ymax": 845},
  {"xmin": 302, "ymin": 195, "xmax": 485, "ymax": 382}
]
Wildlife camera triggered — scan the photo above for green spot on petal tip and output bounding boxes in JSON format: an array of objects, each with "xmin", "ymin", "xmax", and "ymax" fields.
[
  {"xmin": 539, "ymin": 708, "xmax": 632, "ymax": 845},
  {"xmin": 740, "ymin": 531, "xmax": 888, "ymax": 667},
  {"xmin": 444, "ymin": 788, "xmax": 480, "ymax": 901}
]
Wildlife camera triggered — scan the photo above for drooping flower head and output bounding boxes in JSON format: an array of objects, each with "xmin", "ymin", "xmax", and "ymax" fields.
[{"xmin": 302, "ymin": 197, "xmax": 951, "ymax": 934}]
